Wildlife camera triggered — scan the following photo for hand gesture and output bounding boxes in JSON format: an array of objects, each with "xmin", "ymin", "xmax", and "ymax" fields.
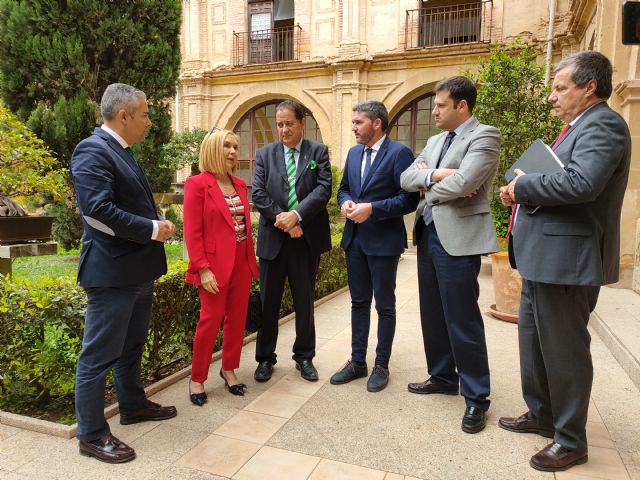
[
  {"xmin": 156, "ymin": 220, "xmax": 176, "ymax": 242},
  {"xmin": 199, "ymin": 268, "xmax": 219, "ymax": 294}
]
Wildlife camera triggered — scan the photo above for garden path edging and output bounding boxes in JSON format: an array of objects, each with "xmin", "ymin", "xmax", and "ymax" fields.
[{"xmin": 0, "ymin": 286, "xmax": 348, "ymax": 439}]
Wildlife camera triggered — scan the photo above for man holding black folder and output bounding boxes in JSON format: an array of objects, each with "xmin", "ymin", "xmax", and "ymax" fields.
[
  {"xmin": 400, "ymin": 76, "xmax": 500, "ymax": 434},
  {"xmin": 498, "ymin": 51, "xmax": 631, "ymax": 472}
]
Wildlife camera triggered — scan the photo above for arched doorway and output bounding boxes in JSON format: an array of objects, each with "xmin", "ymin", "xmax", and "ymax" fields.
[
  {"xmin": 233, "ymin": 100, "xmax": 323, "ymax": 186},
  {"xmin": 388, "ymin": 93, "xmax": 439, "ymax": 155}
]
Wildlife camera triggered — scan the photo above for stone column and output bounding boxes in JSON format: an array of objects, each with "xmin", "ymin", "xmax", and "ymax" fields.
[{"xmin": 616, "ymin": 79, "xmax": 640, "ymax": 287}]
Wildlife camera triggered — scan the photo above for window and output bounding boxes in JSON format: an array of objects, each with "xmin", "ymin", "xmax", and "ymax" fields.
[{"xmin": 388, "ymin": 94, "xmax": 439, "ymax": 155}]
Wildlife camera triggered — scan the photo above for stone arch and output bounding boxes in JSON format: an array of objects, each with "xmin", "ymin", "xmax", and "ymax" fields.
[{"xmin": 214, "ymin": 87, "xmax": 332, "ymax": 146}]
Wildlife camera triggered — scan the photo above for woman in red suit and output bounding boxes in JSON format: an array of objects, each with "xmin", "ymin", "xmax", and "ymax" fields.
[{"xmin": 184, "ymin": 128, "xmax": 258, "ymax": 405}]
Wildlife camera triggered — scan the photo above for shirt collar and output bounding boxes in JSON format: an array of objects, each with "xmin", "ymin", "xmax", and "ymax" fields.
[
  {"xmin": 101, "ymin": 124, "xmax": 129, "ymax": 149},
  {"xmin": 284, "ymin": 139, "xmax": 303, "ymax": 155},
  {"xmin": 452, "ymin": 116, "xmax": 475, "ymax": 137},
  {"xmin": 569, "ymin": 101, "xmax": 603, "ymax": 126},
  {"xmin": 367, "ymin": 135, "xmax": 386, "ymax": 153}
]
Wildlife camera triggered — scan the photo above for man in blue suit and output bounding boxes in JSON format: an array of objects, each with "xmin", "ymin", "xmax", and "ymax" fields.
[
  {"xmin": 331, "ymin": 101, "xmax": 419, "ymax": 392},
  {"xmin": 71, "ymin": 83, "xmax": 177, "ymax": 463}
]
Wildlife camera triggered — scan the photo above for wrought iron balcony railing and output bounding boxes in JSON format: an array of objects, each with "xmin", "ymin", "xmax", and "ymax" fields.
[
  {"xmin": 233, "ymin": 25, "xmax": 301, "ymax": 67},
  {"xmin": 405, "ymin": 1, "xmax": 493, "ymax": 49}
]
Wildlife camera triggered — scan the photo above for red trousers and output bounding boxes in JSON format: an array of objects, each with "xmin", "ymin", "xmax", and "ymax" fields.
[{"xmin": 191, "ymin": 241, "xmax": 253, "ymax": 383}]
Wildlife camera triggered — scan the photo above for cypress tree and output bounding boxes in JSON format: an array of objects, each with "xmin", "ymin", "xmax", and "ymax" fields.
[{"xmin": 0, "ymin": 0, "xmax": 182, "ymax": 191}]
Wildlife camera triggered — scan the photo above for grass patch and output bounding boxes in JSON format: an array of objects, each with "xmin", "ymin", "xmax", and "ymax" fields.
[{"xmin": 11, "ymin": 242, "xmax": 185, "ymax": 281}]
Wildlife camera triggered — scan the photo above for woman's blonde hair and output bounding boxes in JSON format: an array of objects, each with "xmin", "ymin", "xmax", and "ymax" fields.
[{"xmin": 198, "ymin": 129, "xmax": 239, "ymax": 175}]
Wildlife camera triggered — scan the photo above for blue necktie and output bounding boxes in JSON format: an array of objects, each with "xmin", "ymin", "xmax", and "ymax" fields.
[{"xmin": 362, "ymin": 148, "xmax": 373, "ymax": 181}]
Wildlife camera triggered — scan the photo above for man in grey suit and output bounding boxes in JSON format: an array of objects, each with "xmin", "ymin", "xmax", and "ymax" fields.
[
  {"xmin": 498, "ymin": 51, "xmax": 631, "ymax": 472},
  {"xmin": 400, "ymin": 76, "xmax": 500, "ymax": 434}
]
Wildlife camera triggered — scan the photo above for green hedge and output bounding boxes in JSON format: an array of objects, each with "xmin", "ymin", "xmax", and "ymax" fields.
[{"xmin": 0, "ymin": 245, "xmax": 347, "ymax": 423}]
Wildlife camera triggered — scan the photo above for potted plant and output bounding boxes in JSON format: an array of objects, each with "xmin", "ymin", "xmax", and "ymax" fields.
[
  {"xmin": 0, "ymin": 102, "xmax": 69, "ymax": 244},
  {"xmin": 464, "ymin": 41, "xmax": 562, "ymax": 322}
]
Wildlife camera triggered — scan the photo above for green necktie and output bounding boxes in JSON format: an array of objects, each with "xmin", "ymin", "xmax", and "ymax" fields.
[
  {"xmin": 126, "ymin": 147, "xmax": 140, "ymax": 166},
  {"xmin": 286, "ymin": 148, "xmax": 299, "ymax": 211}
]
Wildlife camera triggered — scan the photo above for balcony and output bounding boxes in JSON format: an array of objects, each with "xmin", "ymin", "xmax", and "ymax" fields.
[
  {"xmin": 233, "ymin": 25, "xmax": 301, "ymax": 67},
  {"xmin": 405, "ymin": 1, "xmax": 493, "ymax": 49}
]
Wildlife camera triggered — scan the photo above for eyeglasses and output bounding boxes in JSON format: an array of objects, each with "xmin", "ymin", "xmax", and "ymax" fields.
[{"xmin": 209, "ymin": 126, "xmax": 224, "ymax": 134}]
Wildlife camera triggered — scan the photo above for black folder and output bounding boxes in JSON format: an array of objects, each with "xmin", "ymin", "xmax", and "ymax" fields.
[{"xmin": 504, "ymin": 139, "xmax": 565, "ymax": 182}]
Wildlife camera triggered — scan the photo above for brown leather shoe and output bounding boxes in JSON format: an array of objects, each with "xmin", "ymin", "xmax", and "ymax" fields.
[
  {"xmin": 119, "ymin": 400, "xmax": 177, "ymax": 425},
  {"xmin": 498, "ymin": 412, "xmax": 554, "ymax": 438},
  {"xmin": 79, "ymin": 433, "xmax": 136, "ymax": 463},
  {"xmin": 530, "ymin": 442, "xmax": 588, "ymax": 472}
]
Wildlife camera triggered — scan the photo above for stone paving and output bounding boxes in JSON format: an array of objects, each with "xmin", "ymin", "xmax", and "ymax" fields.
[{"xmin": 1, "ymin": 253, "xmax": 639, "ymax": 479}]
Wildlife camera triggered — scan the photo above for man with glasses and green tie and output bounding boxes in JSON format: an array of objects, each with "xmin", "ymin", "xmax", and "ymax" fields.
[{"xmin": 252, "ymin": 100, "xmax": 332, "ymax": 382}]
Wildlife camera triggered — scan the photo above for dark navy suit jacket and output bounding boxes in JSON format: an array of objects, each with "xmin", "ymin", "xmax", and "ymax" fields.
[
  {"xmin": 337, "ymin": 136, "xmax": 419, "ymax": 256},
  {"xmin": 71, "ymin": 128, "xmax": 167, "ymax": 287}
]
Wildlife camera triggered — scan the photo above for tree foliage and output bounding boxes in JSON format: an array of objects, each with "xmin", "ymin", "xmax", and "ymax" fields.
[
  {"xmin": 0, "ymin": 0, "xmax": 182, "ymax": 192},
  {"xmin": 0, "ymin": 102, "xmax": 69, "ymax": 205},
  {"xmin": 464, "ymin": 41, "xmax": 562, "ymax": 237},
  {"xmin": 160, "ymin": 127, "xmax": 208, "ymax": 174}
]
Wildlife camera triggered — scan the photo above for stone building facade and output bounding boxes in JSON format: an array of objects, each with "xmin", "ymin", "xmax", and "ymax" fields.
[{"xmin": 176, "ymin": 0, "xmax": 640, "ymax": 287}]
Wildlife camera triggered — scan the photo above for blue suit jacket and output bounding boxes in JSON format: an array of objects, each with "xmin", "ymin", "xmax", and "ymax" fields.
[
  {"xmin": 71, "ymin": 128, "xmax": 167, "ymax": 287},
  {"xmin": 337, "ymin": 136, "xmax": 419, "ymax": 256}
]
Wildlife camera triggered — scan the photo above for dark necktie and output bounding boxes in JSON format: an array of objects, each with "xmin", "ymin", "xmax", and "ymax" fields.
[
  {"xmin": 362, "ymin": 147, "xmax": 373, "ymax": 181},
  {"xmin": 436, "ymin": 131, "xmax": 456, "ymax": 168},
  {"xmin": 126, "ymin": 147, "xmax": 139, "ymax": 166}
]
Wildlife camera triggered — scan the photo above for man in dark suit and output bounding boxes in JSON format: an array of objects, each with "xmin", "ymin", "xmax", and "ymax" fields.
[
  {"xmin": 499, "ymin": 51, "xmax": 631, "ymax": 472},
  {"xmin": 252, "ymin": 100, "xmax": 332, "ymax": 382},
  {"xmin": 71, "ymin": 83, "xmax": 177, "ymax": 463},
  {"xmin": 400, "ymin": 76, "xmax": 500, "ymax": 434},
  {"xmin": 331, "ymin": 101, "xmax": 419, "ymax": 392}
]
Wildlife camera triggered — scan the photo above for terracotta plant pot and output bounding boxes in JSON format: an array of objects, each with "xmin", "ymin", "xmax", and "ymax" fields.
[
  {"xmin": 0, "ymin": 216, "xmax": 53, "ymax": 245},
  {"xmin": 488, "ymin": 250, "xmax": 522, "ymax": 323}
]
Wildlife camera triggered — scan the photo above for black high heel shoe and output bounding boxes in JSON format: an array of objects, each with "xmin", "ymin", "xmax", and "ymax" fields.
[
  {"xmin": 189, "ymin": 380, "xmax": 207, "ymax": 406},
  {"xmin": 219, "ymin": 368, "xmax": 247, "ymax": 396}
]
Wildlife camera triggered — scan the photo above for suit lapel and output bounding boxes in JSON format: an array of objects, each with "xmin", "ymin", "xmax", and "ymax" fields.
[
  {"xmin": 295, "ymin": 140, "xmax": 310, "ymax": 183},
  {"xmin": 352, "ymin": 144, "xmax": 365, "ymax": 196},
  {"xmin": 361, "ymin": 137, "xmax": 390, "ymax": 193},
  {"xmin": 98, "ymin": 129, "xmax": 157, "ymax": 209},
  {"xmin": 206, "ymin": 173, "xmax": 235, "ymax": 231},
  {"xmin": 275, "ymin": 143, "xmax": 288, "ymax": 184},
  {"xmin": 554, "ymin": 102, "xmax": 607, "ymax": 150},
  {"xmin": 438, "ymin": 118, "xmax": 479, "ymax": 168}
]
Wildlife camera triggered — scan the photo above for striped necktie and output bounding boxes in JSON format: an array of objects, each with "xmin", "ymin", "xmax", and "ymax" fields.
[{"xmin": 286, "ymin": 148, "xmax": 299, "ymax": 211}]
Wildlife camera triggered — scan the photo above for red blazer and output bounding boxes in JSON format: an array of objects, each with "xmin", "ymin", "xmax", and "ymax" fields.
[{"xmin": 183, "ymin": 172, "xmax": 258, "ymax": 287}]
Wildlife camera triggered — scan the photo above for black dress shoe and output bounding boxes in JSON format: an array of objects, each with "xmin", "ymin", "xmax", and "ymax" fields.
[
  {"xmin": 498, "ymin": 412, "xmax": 554, "ymax": 438},
  {"xmin": 367, "ymin": 365, "xmax": 389, "ymax": 392},
  {"xmin": 530, "ymin": 442, "xmax": 588, "ymax": 472},
  {"xmin": 79, "ymin": 433, "xmax": 136, "ymax": 463},
  {"xmin": 462, "ymin": 406, "xmax": 486, "ymax": 434},
  {"xmin": 295, "ymin": 359, "xmax": 319, "ymax": 381},
  {"xmin": 220, "ymin": 368, "xmax": 247, "ymax": 396},
  {"xmin": 330, "ymin": 360, "xmax": 368, "ymax": 385},
  {"xmin": 189, "ymin": 380, "xmax": 207, "ymax": 406},
  {"xmin": 119, "ymin": 400, "xmax": 177, "ymax": 425},
  {"xmin": 254, "ymin": 361, "xmax": 274, "ymax": 382},
  {"xmin": 408, "ymin": 379, "xmax": 458, "ymax": 395}
]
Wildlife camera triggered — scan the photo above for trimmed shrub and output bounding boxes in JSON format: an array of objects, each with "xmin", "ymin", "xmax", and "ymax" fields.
[{"xmin": 0, "ymin": 244, "xmax": 347, "ymax": 422}]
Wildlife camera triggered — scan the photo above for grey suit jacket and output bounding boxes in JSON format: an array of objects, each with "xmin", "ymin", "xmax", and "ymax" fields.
[
  {"xmin": 400, "ymin": 117, "xmax": 500, "ymax": 256},
  {"xmin": 512, "ymin": 102, "xmax": 631, "ymax": 286}
]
